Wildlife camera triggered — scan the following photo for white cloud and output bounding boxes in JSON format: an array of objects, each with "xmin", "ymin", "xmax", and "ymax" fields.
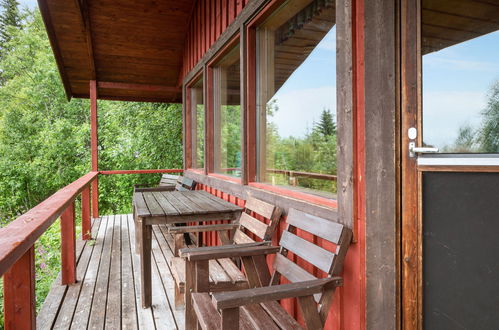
[
  {"xmin": 423, "ymin": 91, "xmax": 486, "ymax": 147},
  {"xmin": 269, "ymin": 86, "xmax": 336, "ymax": 138},
  {"xmin": 424, "ymin": 56, "xmax": 499, "ymax": 72}
]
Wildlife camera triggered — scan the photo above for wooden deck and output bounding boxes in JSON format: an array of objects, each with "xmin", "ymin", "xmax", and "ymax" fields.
[{"xmin": 37, "ymin": 214, "xmax": 184, "ymax": 330}]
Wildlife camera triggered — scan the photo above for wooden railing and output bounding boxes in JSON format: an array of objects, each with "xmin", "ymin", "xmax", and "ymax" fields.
[
  {"xmin": 0, "ymin": 168, "xmax": 183, "ymax": 329},
  {"xmin": 267, "ymin": 168, "xmax": 337, "ymax": 181},
  {"xmin": 0, "ymin": 171, "xmax": 97, "ymax": 328}
]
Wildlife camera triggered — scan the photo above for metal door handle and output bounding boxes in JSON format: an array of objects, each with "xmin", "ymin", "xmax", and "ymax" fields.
[{"xmin": 409, "ymin": 142, "xmax": 439, "ymax": 158}]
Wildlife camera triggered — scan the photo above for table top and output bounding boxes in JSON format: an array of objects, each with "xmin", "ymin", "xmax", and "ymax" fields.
[{"xmin": 133, "ymin": 190, "xmax": 243, "ymax": 218}]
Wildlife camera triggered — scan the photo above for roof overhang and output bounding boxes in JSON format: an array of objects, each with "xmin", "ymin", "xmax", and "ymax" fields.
[{"xmin": 38, "ymin": 0, "xmax": 196, "ymax": 103}]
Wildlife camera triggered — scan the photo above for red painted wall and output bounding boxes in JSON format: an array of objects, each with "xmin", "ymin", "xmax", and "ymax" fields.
[
  {"xmin": 182, "ymin": 0, "xmax": 249, "ymax": 78},
  {"xmin": 183, "ymin": 0, "xmax": 367, "ymax": 328}
]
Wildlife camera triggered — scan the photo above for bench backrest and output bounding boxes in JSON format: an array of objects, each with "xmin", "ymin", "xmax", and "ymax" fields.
[
  {"xmin": 270, "ymin": 208, "xmax": 352, "ymax": 326},
  {"xmin": 159, "ymin": 174, "xmax": 180, "ymax": 187},
  {"xmin": 175, "ymin": 176, "xmax": 197, "ymax": 191},
  {"xmin": 273, "ymin": 208, "xmax": 351, "ymax": 279},
  {"xmin": 232, "ymin": 197, "xmax": 282, "ymax": 245}
]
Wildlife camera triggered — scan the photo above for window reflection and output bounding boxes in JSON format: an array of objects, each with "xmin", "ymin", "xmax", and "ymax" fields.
[
  {"xmin": 213, "ymin": 45, "xmax": 241, "ymax": 177},
  {"xmin": 256, "ymin": 0, "xmax": 336, "ymax": 197},
  {"xmin": 190, "ymin": 76, "xmax": 204, "ymax": 168},
  {"xmin": 422, "ymin": 1, "xmax": 499, "ymax": 152}
]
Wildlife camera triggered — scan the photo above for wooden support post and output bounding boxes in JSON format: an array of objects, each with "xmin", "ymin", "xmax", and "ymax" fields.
[
  {"xmin": 90, "ymin": 80, "xmax": 99, "ymax": 218},
  {"xmin": 140, "ymin": 219, "xmax": 152, "ymax": 308},
  {"xmin": 81, "ymin": 186, "xmax": 91, "ymax": 240},
  {"xmin": 61, "ymin": 201, "xmax": 76, "ymax": 285},
  {"xmin": 3, "ymin": 246, "xmax": 36, "ymax": 330},
  {"xmin": 221, "ymin": 308, "xmax": 239, "ymax": 330}
]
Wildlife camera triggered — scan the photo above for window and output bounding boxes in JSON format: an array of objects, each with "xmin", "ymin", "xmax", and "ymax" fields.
[
  {"xmin": 422, "ymin": 4, "xmax": 499, "ymax": 153},
  {"xmin": 255, "ymin": 0, "xmax": 336, "ymax": 197},
  {"xmin": 189, "ymin": 76, "xmax": 204, "ymax": 168},
  {"xmin": 213, "ymin": 45, "xmax": 242, "ymax": 177}
]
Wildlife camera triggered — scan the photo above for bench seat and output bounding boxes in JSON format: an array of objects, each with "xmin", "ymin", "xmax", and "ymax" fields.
[
  {"xmin": 192, "ymin": 292, "xmax": 303, "ymax": 330},
  {"xmin": 171, "ymin": 257, "xmax": 248, "ymax": 307}
]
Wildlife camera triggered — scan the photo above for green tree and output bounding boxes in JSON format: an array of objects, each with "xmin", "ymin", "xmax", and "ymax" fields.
[
  {"xmin": 315, "ymin": 108, "xmax": 336, "ymax": 136},
  {"xmin": 0, "ymin": 11, "xmax": 183, "ymax": 321},
  {"xmin": 477, "ymin": 80, "xmax": 499, "ymax": 152},
  {"xmin": 0, "ymin": 0, "xmax": 21, "ymax": 50}
]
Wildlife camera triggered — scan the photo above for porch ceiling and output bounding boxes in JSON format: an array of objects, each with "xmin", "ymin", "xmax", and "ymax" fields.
[{"xmin": 38, "ymin": 0, "xmax": 195, "ymax": 103}]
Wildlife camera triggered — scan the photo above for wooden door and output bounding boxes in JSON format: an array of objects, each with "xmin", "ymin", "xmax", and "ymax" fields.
[{"xmin": 401, "ymin": 0, "xmax": 499, "ymax": 328}]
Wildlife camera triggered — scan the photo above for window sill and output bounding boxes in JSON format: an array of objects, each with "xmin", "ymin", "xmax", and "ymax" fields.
[{"xmin": 248, "ymin": 182, "xmax": 337, "ymax": 209}]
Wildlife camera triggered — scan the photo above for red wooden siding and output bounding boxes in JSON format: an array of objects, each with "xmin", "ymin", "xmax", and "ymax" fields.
[{"xmin": 182, "ymin": 0, "xmax": 249, "ymax": 77}]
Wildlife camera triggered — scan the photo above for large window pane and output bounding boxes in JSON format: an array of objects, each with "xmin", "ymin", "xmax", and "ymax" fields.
[
  {"xmin": 256, "ymin": 0, "xmax": 336, "ymax": 197},
  {"xmin": 190, "ymin": 76, "xmax": 204, "ymax": 168},
  {"xmin": 422, "ymin": 1, "xmax": 499, "ymax": 153},
  {"xmin": 213, "ymin": 45, "xmax": 241, "ymax": 177}
]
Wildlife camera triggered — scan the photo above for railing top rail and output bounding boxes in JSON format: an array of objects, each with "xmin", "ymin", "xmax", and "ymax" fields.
[
  {"xmin": 99, "ymin": 169, "xmax": 183, "ymax": 175},
  {"xmin": 267, "ymin": 169, "xmax": 337, "ymax": 181},
  {"xmin": 0, "ymin": 171, "xmax": 98, "ymax": 276}
]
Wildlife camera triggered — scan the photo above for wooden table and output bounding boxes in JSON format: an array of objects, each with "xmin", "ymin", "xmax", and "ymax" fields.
[{"xmin": 133, "ymin": 190, "xmax": 243, "ymax": 308}]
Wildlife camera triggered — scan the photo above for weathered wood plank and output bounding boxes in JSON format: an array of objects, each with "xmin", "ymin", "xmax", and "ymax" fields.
[
  {"xmin": 280, "ymin": 231, "xmax": 336, "ymax": 273},
  {"xmin": 286, "ymin": 208, "xmax": 344, "ymax": 244},
  {"xmin": 239, "ymin": 212, "xmax": 267, "ymax": 240},
  {"xmin": 192, "ymin": 293, "xmax": 221, "ymax": 330},
  {"xmin": 241, "ymin": 303, "xmax": 280, "ymax": 330},
  {"xmin": 88, "ymin": 215, "xmax": 115, "ymax": 328},
  {"xmin": 143, "ymin": 192, "xmax": 166, "ymax": 216},
  {"xmin": 134, "ymin": 192, "xmax": 150, "ymax": 218},
  {"xmin": 151, "ymin": 225, "xmax": 185, "ymax": 328},
  {"xmin": 121, "ymin": 215, "xmax": 138, "ymax": 330},
  {"xmin": 52, "ymin": 218, "xmax": 102, "ymax": 329},
  {"xmin": 152, "ymin": 191, "xmax": 180, "ymax": 215},
  {"xmin": 71, "ymin": 217, "xmax": 109, "ymax": 329},
  {"xmin": 127, "ymin": 214, "xmax": 156, "ymax": 329},
  {"xmin": 105, "ymin": 215, "xmax": 122, "ymax": 328}
]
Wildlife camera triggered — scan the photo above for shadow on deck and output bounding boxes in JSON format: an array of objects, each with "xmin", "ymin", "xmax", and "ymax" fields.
[{"xmin": 38, "ymin": 215, "xmax": 184, "ymax": 329}]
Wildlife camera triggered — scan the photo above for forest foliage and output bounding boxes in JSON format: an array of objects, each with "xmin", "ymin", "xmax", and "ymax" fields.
[{"xmin": 0, "ymin": 7, "xmax": 182, "ymax": 325}]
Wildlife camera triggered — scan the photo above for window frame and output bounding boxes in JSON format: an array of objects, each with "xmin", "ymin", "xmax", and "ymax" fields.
[
  {"xmin": 185, "ymin": 70, "xmax": 205, "ymax": 172},
  {"xmin": 206, "ymin": 35, "xmax": 243, "ymax": 183},
  {"xmin": 245, "ymin": 0, "xmax": 339, "ymax": 201}
]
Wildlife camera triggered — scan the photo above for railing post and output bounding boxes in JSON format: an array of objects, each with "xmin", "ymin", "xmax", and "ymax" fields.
[
  {"xmin": 92, "ymin": 178, "xmax": 99, "ymax": 219},
  {"xmin": 61, "ymin": 201, "xmax": 76, "ymax": 284},
  {"xmin": 90, "ymin": 80, "xmax": 99, "ymax": 218},
  {"xmin": 3, "ymin": 246, "xmax": 36, "ymax": 330},
  {"xmin": 82, "ymin": 185, "xmax": 91, "ymax": 240}
]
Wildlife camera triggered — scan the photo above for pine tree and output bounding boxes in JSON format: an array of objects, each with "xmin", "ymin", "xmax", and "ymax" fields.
[
  {"xmin": 0, "ymin": 0, "xmax": 21, "ymax": 50},
  {"xmin": 315, "ymin": 109, "xmax": 336, "ymax": 136}
]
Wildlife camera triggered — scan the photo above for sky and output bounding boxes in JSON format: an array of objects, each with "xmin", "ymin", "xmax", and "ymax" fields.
[
  {"xmin": 423, "ymin": 31, "xmax": 499, "ymax": 148},
  {"xmin": 268, "ymin": 27, "xmax": 336, "ymax": 139},
  {"xmin": 270, "ymin": 24, "xmax": 499, "ymax": 149},
  {"xmin": 19, "ymin": 0, "xmax": 37, "ymax": 10}
]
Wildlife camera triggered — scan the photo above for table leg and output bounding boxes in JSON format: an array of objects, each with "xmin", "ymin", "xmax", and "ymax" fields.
[
  {"xmin": 140, "ymin": 219, "xmax": 152, "ymax": 308},
  {"xmin": 134, "ymin": 208, "xmax": 142, "ymax": 255}
]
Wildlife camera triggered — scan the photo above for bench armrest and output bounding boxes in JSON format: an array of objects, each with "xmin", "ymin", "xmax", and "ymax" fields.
[
  {"xmin": 212, "ymin": 277, "xmax": 343, "ymax": 309},
  {"xmin": 168, "ymin": 223, "xmax": 238, "ymax": 234},
  {"xmin": 180, "ymin": 243, "xmax": 278, "ymax": 261}
]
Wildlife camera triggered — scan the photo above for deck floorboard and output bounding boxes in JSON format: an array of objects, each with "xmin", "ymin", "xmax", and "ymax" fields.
[{"xmin": 37, "ymin": 214, "xmax": 185, "ymax": 330}]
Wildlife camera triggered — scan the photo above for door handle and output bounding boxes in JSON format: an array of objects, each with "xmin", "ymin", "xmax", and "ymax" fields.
[{"xmin": 409, "ymin": 142, "xmax": 439, "ymax": 158}]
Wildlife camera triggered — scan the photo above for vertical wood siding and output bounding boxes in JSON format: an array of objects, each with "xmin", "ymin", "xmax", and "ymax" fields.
[{"xmin": 182, "ymin": 0, "xmax": 248, "ymax": 78}]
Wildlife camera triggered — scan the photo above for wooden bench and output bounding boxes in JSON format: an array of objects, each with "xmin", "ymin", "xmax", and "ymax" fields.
[
  {"xmin": 134, "ymin": 173, "xmax": 181, "ymax": 192},
  {"xmin": 183, "ymin": 208, "xmax": 352, "ymax": 330},
  {"xmin": 169, "ymin": 197, "xmax": 282, "ymax": 308}
]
